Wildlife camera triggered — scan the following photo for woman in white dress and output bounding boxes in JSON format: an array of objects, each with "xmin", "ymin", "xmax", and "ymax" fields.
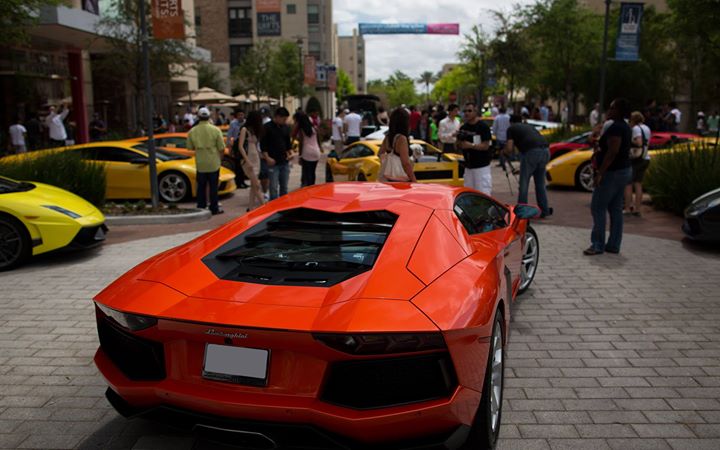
[{"xmin": 236, "ymin": 111, "xmax": 266, "ymax": 211}]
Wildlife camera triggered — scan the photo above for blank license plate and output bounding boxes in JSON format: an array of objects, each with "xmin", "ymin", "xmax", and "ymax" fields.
[{"xmin": 202, "ymin": 344, "xmax": 269, "ymax": 386}]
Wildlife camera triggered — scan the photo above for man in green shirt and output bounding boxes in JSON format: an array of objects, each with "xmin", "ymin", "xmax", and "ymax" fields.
[{"xmin": 187, "ymin": 107, "xmax": 225, "ymax": 214}]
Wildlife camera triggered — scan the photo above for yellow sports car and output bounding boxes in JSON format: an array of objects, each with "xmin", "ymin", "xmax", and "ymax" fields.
[
  {"xmin": 0, "ymin": 175, "xmax": 106, "ymax": 270},
  {"xmin": 546, "ymin": 134, "xmax": 711, "ymax": 192},
  {"xmin": 327, "ymin": 140, "xmax": 465, "ymax": 186},
  {"xmin": 1, "ymin": 142, "xmax": 236, "ymax": 203}
]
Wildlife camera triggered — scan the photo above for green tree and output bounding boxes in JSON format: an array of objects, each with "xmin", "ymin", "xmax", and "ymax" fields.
[
  {"xmin": 385, "ymin": 71, "xmax": 420, "ymax": 107},
  {"xmin": 431, "ymin": 66, "xmax": 475, "ymax": 103},
  {"xmin": 269, "ymin": 41, "xmax": 303, "ymax": 103},
  {"xmin": 490, "ymin": 9, "xmax": 533, "ymax": 104},
  {"xmin": 197, "ymin": 63, "xmax": 223, "ymax": 91},
  {"xmin": 520, "ymin": 0, "xmax": 601, "ymax": 118},
  {"xmin": 94, "ymin": 0, "xmax": 196, "ymax": 118},
  {"xmin": 231, "ymin": 40, "xmax": 275, "ymax": 99},
  {"xmin": 2, "ymin": 0, "xmax": 68, "ymax": 45},
  {"xmin": 336, "ymin": 69, "xmax": 356, "ymax": 101},
  {"xmin": 458, "ymin": 25, "xmax": 492, "ymax": 105},
  {"xmin": 417, "ymin": 71, "xmax": 437, "ymax": 103}
]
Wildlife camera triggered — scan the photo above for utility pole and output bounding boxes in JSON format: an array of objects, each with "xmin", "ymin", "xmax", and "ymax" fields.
[
  {"xmin": 140, "ymin": 0, "xmax": 159, "ymax": 208},
  {"xmin": 598, "ymin": 0, "xmax": 611, "ymax": 117},
  {"xmin": 296, "ymin": 38, "xmax": 304, "ymax": 111}
]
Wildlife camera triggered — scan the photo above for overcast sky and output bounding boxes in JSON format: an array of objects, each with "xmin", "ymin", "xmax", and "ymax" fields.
[{"xmin": 334, "ymin": 0, "xmax": 535, "ymax": 83}]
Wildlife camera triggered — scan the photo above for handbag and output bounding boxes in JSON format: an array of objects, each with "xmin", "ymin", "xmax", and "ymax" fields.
[
  {"xmin": 383, "ymin": 135, "xmax": 410, "ymax": 181},
  {"xmin": 630, "ymin": 125, "xmax": 648, "ymax": 159}
]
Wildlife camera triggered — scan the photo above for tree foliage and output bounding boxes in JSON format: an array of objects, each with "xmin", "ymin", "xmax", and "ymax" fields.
[
  {"xmin": 368, "ymin": 71, "xmax": 420, "ymax": 108},
  {"xmin": 432, "ymin": 66, "xmax": 475, "ymax": 103},
  {"xmin": 2, "ymin": 0, "xmax": 69, "ymax": 46},
  {"xmin": 417, "ymin": 71, "xmax": 437, "ymax": 103},
  {"xmin": 197, "ymin": 63, "xmax": 223, "ymax": 91},
  {"xmin": 336, "ymin": 69, "xmax": 356, "ymax": 100},
  {"xmin": 231, "ymin": 40, "xmax": 303, "ymax": 102}
]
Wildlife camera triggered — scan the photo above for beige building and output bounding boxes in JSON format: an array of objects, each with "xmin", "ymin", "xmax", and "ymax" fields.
[
  {"xmin": 195, "ymin": 0, "xmax": 337, "ymax": 115},
  {"xmin": 337, "ymin": 29, "xmax": 366, "ymax": 94}
]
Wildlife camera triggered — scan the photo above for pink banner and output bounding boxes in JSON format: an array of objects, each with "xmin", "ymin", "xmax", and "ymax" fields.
[{"xmin": 427, "ymin": 23, "xmax": 459, "ymax": 35}]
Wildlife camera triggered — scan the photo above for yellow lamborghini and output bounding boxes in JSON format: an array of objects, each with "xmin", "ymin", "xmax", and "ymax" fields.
[
  {"xmin": 327, "ymin": 140, "xmax": 465, "ymax": 186},
  {"xmin": 1, "ymin": 142, "xmax": 236, "ymax": 203},
  {"xmin": 0, "ymin": 175, "xmax": 106, "ymax": 270},
  {"xmin": 546, "ymin": 134, "xmax": 712, "ymax": 192}
]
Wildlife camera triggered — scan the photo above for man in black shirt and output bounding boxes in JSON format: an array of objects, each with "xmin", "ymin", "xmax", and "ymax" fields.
[
  {"xmin": 457, "ymin": 103, "xmax": 493, "ymax": 195},
  {"xmin": 505, "ymin": 115, "xmax": 552, "ymax": 217},
  {"xmin": 261, "ymin": 107, "xmax": 292, "ymax": 200},
  {"xmin": 585, "ymin": 98, "xmax": 633, "ymax": 256}
]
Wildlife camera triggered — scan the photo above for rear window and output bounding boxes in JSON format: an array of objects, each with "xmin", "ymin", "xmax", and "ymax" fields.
[{"xmin": 202, "ymin": 208, "xmax": 398, "ymax": 286}]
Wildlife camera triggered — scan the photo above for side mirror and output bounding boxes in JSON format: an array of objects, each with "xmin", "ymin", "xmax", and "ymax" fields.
[
  {"xmin": 130, "ymin": 157, "xmax": 149, "ymax": 165},
  {"xmin": 514, "ymin": 204, "xmax": 542, "ymax": 219}
]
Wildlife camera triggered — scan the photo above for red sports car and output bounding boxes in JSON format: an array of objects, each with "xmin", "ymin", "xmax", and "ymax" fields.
[
  {"xmin": 93, "ymin": 183, "xmax": 541, "ymax": 449},
  {"xmin": 549, "ymin": 131, "xmax": 593, "ymax": 160}
]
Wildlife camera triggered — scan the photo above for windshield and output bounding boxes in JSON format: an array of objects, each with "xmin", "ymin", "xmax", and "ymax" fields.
[
  {"xmin": 204, "ymin": 208, "xmax": 398, "ymax": 286},
  {"xmin": 131, "ymin": 144, "xmax": 191, "ymax": 161},
  {"xmin": 0, "ymin": 177, "xmax": 35, "ymax": 194}
]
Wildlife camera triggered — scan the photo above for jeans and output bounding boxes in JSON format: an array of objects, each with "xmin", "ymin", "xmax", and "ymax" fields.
[
  {"xmin": 345, "ymin": 136, "xmax": 360, "ymax": 145},
  {"xmin": 518, "ymin": 147, "xmax": 550, "ymax": 215},
  {"xmin": 196, "ymin": 170, "xmax": 220, "ymax": 212},
  {"xmin": 301, "ymin": 159, "xmax": 318, "ymax": 187},
  {"xmin": 268, "ymin": 163, "xmax": 290, "ymax": 200},
  {"xmin": 590, "ymin": 167, "xmax": 632, "ymax": 252}
]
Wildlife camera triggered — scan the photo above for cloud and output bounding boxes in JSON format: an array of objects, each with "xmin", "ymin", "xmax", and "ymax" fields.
[{"xmin": 334, "ymin": 0, "xmax": 535, "ymax": 82}]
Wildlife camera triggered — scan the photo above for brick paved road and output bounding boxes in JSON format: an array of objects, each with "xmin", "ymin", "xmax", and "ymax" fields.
[{"xmin": 1, "ymin": 225, "xmax": 719, "ymax": 449}]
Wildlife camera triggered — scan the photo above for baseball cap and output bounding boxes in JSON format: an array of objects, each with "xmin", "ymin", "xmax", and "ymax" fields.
[{"xmin": 198, "ymin": 107, "xmax": 211, "ymax": 119}]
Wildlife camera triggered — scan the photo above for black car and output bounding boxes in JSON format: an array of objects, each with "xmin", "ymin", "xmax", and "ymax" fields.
[{"xmin": 683, "ymin": 187, "xmax": 720, "ymax": 242}]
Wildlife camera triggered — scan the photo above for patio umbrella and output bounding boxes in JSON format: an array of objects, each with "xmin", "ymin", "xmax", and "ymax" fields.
[{"xmin": 177, "ymin": 87, "xmax": 236, "ymax": 105}]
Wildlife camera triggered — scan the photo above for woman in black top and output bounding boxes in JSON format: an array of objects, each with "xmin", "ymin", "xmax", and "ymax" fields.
[{"xmin": 585, "ymin": 98, "xmax": 633, "ymax": 255}]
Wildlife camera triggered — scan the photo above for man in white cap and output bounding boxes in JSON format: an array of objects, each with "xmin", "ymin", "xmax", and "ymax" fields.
[{"xmin": 187, "ymin": 107, "xmax": 226, "ymax": 214}]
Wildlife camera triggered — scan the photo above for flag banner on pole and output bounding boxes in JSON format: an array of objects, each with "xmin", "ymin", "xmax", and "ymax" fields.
[
  {"xmin": 359, "ymin": 23, "xmax": 459, "ymax": 35},
  {"xmin": 615, "ymin": 3, "xmax": 643, "ymax": 61},
  {"xmin": 257, "ymin": 0, "xmax": 281, "ymax": 36},
  {"xmin": 151, "ymin": 0, "xmax": 185, "ymax": 40},
  {"xmin": 304, "ymin": 55, "xmax": 317, "ymax": 86},
  {"xmin": 327, "ymin": 66, "xmax": 337, "ymax": 92}
]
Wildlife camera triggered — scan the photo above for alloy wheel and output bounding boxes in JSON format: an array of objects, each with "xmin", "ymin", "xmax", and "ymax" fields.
[
  {"xmin": 519, "ymin": 230, "xmax": 538, "ymax": 292},
  {"xmin": 579, "ymin": 163, "xmax": 595, "ymax": 192},
  {"xmin": 489, "ymin": 319, "xmax": 503, "ymax": 433},
  {"xmin": 159, "ymin": 173, "xmax": 188, "ymax": 203}
]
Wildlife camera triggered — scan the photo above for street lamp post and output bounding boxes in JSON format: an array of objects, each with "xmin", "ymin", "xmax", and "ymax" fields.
[
  {"xmin": 296, "ymin": 38, "xmax": 304, "ymax": 111},
  {"xmin": 598, "ymin": 0, "xmax": 612, "ymax": 117},
  {"xmin": 139, "ymin": 0, "xmax": 159, "ymax": 208}
]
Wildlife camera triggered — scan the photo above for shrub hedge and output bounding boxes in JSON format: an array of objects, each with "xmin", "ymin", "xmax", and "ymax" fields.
[
  {"xmin": 643, "ymin": 142, "xmax": 720, "ymax": 215},
  {"xmin": 0, "ymin": 150, "xmax": 106, "ymax": 207}
]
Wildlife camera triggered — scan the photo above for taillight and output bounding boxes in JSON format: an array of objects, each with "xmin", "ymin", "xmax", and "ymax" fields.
[
  {"xmin": 95, "ymin": 303, "xmax": 157, "ymax": 332},
  {"xmin": 313, "ymin": 332, "xmax": 446, "ymax": 355}
]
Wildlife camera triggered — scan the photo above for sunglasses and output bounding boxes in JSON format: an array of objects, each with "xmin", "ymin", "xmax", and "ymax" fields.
[{"xmin": 464, "ymin": 109, "xmax": 474, "ymax": 113}]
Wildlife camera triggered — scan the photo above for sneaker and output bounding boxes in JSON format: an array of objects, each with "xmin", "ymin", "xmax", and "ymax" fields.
[
  {"xmin": 583, "ymin": 247, "xmax": 603, "ymax": 256},
  {"xmin": 211, "ymin": 209, "xmax": 225, "ymax": 216}
]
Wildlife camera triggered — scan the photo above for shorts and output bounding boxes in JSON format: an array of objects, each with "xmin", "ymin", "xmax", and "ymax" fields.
[
  {"xmin": 631, "ymin": 159, "xmax": 650, "ymax": 183},
  {"xmin": 259, "ymin": 159, "xmax": 269, "ymax": 180}
]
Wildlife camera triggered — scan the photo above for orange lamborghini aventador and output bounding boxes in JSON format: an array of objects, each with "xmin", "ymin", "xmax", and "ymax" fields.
[{"xmin": 93, "ymin": 182, "xmax": 541, "ymax": 450}]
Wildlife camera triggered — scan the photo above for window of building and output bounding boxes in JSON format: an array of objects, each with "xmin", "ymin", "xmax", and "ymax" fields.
[
  {"xmin": 308, "ymin": 24, "xmax": 320, "ymax": 33},
  {"xmin": 307, "ymin": 4, "xmax": 320, "ymax": 24},
  {"xmin": 287, "ymin": 4, "xmax": 296, "ymax": 14},
  {"xmin": 195, "ymin": 7, "xmax": 201, "ymax": 26},
  {"xmin": 308, "ymin": 42, "xmax": 321, "ymax": 59},
  {"xmin": 228, "ymin": 7, "xmax": 252, "ymax": 37},
  {"xmin": 230, "ymin": 45, "xmax": 252, "ymax": 68}
]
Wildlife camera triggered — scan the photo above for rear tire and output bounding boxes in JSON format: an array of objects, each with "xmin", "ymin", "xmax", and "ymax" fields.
[
  {"xmin": 357, "ymin": 172, "xmax": 367, "ymax": 181},
  {"xmin": 575, "ymin": 161, "xmax": 594, "ymax": 192},
  {"xmin": 462, "ymin": 310, "xmax": 505, "ymax": 449},
  {"xmin": 0, "ymin": 215, "xmax": 31, "ymax": 271}
]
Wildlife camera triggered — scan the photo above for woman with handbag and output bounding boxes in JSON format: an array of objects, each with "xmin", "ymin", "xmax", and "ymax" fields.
[
  {"xmin": 236, "ymin": 111, "xmax": 266, "ymax": 211},
  {"xmin": 379, "ymin": 108, "xmax": 417, "ymax": 183},
  {"xmin": 296, "ymin": 112, "xmax": 323, "ymax": 187},
  {"xmin": 624, "ymin": 111, "xmax": 651, "ymax": 217}
]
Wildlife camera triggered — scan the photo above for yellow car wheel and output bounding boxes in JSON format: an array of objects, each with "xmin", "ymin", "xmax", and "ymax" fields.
[
  {"xmin": 575, "ymin": 161, "xmax": 595, "ymax": 192},
  {"xmin": 0, "ymin": 214, "xmax": 31, "ymax": 271},
  {"xmin": 158, "ymin": 171, "xmax": 190, "ymax": 203}
]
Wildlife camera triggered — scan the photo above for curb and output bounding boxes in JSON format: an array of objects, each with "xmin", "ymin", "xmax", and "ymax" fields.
[{"xmin": 105, "ymin": 208, "xmax": 212, "ymax": 226}]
